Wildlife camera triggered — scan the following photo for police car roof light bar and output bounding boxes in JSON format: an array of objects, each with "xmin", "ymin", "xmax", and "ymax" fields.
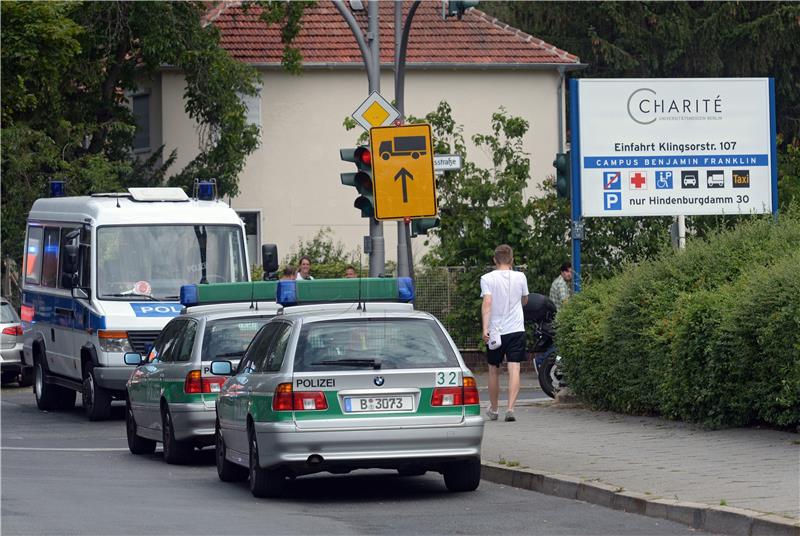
[
  {"xmin": 180, "ymin": 278, "xmax": 414, "ymax": 308},
  {"xmin": 276, "ymin": 277, "xmax": 414, "ymax": 307},
  {"xmin": 180, "ymin": 281, "xmax": 279, "ymax": 307}
]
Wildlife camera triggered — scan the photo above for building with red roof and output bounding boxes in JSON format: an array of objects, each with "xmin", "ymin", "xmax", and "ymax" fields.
[{"xmin": 137, "ymin": 1, "xmax": 583, "ymax": 264}]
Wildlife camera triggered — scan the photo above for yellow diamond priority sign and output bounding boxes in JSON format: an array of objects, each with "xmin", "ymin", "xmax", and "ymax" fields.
[
  {"xmin": 352, "ymin": 92, "xmax": 400, "ymax": 132},
  {"xmin": 369, "ymin": 124, "xmax": 438, "ymax": 221}
]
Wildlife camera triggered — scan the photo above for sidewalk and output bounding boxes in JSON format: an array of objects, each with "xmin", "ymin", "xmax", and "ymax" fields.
[{"xmin": 473, "ymin": 371, "xmax": 800, "ymax": 535}]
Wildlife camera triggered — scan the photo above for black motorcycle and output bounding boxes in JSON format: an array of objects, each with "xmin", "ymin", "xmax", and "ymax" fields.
[{"xmin": 523, "ymin": 294, "xmax": 565, "ymax": 398}]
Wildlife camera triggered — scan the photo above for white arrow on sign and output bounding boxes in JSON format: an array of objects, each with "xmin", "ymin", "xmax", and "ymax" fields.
[{"xmin": 433, "ymin": 154, "xmax": 462, "ymax": 172}]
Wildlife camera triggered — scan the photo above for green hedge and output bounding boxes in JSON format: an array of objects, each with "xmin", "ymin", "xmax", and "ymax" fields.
[{"xmin": 557, "ymin": 211, "xmax": 800, "ymax": 428}]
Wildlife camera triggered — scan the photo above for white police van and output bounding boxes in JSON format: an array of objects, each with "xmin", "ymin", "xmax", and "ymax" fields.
[{"xmin": 21, "ymin": 186, "xmax": 277, "ymax": 420}]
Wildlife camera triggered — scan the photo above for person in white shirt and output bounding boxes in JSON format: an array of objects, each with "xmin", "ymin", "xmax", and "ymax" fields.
[
  {"xmin": 480, "ymin": 244, "xmax": 529, "ymax": 422},
  {"xmin": 296, "ymin": 255, "xmax": 314, "ymax": 280}
]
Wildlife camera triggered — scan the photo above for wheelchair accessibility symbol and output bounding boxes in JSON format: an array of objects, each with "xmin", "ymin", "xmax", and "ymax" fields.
[{"xmin": 655, "ymin": 171, "xmax": 673, "ymax": 189}]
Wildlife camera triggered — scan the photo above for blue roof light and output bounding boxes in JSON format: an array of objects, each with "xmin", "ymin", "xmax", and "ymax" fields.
[
  {"xmin": 180, "ymin": 284, "xmax": 199, "ymax": 307},
  {"xmin": 276, "ymin": 281, "xmax": 297, "ymax": 306},
  {"xmin": 49, "ymin": 180, "xmax": 66, "ymax": 198}
]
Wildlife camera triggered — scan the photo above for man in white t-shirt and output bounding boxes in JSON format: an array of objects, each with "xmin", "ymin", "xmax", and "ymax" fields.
[{"xmin": 480, "ymin": 244, "xmax": 529, "ymax": 422}]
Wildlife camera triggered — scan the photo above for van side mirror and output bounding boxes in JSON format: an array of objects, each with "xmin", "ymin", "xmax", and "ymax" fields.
[{"xmin": 261, "ymin": 243, "xmax": 279, "ymax": 280}]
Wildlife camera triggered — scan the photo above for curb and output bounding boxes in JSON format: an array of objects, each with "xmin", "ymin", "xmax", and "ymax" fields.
[{"xmin": 480, "ymin": 461, "xmax": 800, "ymax": 536}]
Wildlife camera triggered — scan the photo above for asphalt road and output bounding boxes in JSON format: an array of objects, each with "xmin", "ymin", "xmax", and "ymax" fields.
[{"xmin": 1, "ymin": 385, "xmax": 704, "ymax": 536}]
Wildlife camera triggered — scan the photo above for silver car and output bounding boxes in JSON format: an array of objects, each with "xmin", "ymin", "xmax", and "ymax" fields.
[
  {"xmin": 213, "ymin": 302, "xmax": 485, "ymax": 497},
  {"xmin": 124, "ymin": 304, "xmax": 279, "ymax": 464},
  {"xmin": 1, "ymin": 298, "xmax": 32, "ymax": 387}
]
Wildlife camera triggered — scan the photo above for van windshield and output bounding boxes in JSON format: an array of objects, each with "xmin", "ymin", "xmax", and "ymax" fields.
[{"xmin": 97, "ymin": 225, "xmax": 246, "ymax": 301}]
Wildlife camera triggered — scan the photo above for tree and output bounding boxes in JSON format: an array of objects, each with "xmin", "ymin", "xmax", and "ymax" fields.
[
  {"xmin": 410, "ymin": 102, "xmax": 670, "ymax": 344},
  {"xmin": 483, "ymin": 1, "xmax": 800, "ymax": 214},
  {"xmin": 1, "ymin": 1, "xmax": 309, "ymax": 278}
]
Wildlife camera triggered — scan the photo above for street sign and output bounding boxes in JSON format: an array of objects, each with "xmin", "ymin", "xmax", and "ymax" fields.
[
  {"xmin": 575, "ymin": 78, "xmax": 776, "ymax": 217},
  {"xmin": 433, "ymin": 154, "xmax": 462, "ymax": 172},
  {"xmin": 352, "ymin": 92, "xmax": 400, "ymax": 132},
  {"xmin": 369, "ymin": 124, "xmax": 437, "ymax": 221}
]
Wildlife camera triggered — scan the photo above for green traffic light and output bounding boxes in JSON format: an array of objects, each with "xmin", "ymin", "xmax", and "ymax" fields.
[
  {"xmin": 411, "ymin": 217, "xmax": 440, "ymax": 237},
  {"xmin": 554, "ymin": 151, "xmax": 571, "ymax": 200}
]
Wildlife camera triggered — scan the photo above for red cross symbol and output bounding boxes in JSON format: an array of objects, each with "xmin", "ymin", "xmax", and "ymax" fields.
[{"xmin": 630, "ymin": 172, "xmax": 647, "ymax": 189}]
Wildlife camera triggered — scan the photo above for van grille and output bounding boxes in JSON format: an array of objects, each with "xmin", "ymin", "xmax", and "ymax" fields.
[{"xmin": 127, "ymin": 330, "xmax": 161, "ymax": 354}]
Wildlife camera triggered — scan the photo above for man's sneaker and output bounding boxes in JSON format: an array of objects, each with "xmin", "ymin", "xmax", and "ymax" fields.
[
  {"xmin": 485, "ymin": 408, "xmax": 499, "ymax": 421},
  {"xmin": 504, "ymin": 410, "xmax": 516, "ymax": 422}
]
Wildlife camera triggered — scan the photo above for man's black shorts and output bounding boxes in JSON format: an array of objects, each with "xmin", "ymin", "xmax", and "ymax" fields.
[{"xmin": 486, "ymin": 331, "xmax": 527, "ymax": 367}]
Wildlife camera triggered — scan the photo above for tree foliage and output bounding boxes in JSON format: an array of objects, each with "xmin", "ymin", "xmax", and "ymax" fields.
[
  {"xmin": 484, "ymin": 2, "xmax": 800, "ymax": 141},
  {"xmin": 1, "ymin": 1, "xmax": 309, "ymax": 271}
]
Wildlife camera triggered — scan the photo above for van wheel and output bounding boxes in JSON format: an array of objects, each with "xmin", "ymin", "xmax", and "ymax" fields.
[
  {"xmin": 443, "ymin": 459, "xmax": 481, "ymax": 492},
  {"xmin": 216, "ymin": 421, "xmax": 247, "ymax": 482},
  {"xmin": 161, "ymin": 405, "xmax": 192, "ymax": 464},
  {"xmin": 82, "ymin": 364, "xmax": 111, "ymax": 421},
  {"xmin": 34, "ymin": 358, "xmax": 61, "ymax": 411},
  {"xmin": 248, "ymin": 425, "xmax": 284, "ymax": 498},
  {"xmin": 18, "ymin": 367, "xmax": 33, "ymax": 388},
  {"xmin": 126, "ymin": 401, "xmax": 156, "ymax": 455}
]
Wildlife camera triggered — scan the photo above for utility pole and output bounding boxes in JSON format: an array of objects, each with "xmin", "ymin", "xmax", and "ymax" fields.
[{"xmin": 334, "ymin": 1, "xmax": 385, "ymax": 277}]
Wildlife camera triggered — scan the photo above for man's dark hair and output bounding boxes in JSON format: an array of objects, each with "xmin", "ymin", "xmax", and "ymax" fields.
[
  {"xmin": 559, "ymin": 262, "xmax": 572, "ymax": 273},
  {"xmin": 282, "ymin": 266, "xmax": 296, "ymax": 277}
]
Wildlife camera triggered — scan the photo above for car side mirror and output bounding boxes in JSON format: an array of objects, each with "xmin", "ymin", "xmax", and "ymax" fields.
[
  {"xmin": 210, "ymin": 360, "xmax": 233, "ymax": 376},
  {"xmin": 124, "ymin": 352, "xmax": 143, "ymax": 366}
]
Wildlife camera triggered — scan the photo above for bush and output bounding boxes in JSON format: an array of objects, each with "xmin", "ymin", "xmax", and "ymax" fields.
[{"xmin": 557, "ymin": 211, "xmax": 800, "ymax": 428}]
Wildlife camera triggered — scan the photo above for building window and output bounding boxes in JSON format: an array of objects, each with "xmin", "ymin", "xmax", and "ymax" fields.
[
  {"xmin": 132, "ymin": 94, "xmax": 150, "ymax": 150},
  {"xmin": 240, "ymin": 87, "xmax": 261, "ymax": 128}
]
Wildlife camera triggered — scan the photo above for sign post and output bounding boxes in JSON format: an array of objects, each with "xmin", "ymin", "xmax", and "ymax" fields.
[{"xmin": 369, "ymin": 124, "xmax": 438, "ymax": 221}]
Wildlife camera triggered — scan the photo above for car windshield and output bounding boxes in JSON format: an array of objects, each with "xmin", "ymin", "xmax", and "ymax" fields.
[
  {"xmin": 97, "ymin": 225, "xmax": 246, "ymax": 301},
  {"xmin": 1, "ymin": 302, "xmax": 20, "ymax": 323},
  {"xmin": 202, "ymin": 317, "xmax": 272, "ymax": 360},
  {"xmin": 293, "ymin": 318, "xmax": 459, "ymax": 371}
]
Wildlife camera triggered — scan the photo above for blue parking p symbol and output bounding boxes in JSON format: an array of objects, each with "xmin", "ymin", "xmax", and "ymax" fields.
[{"xmin": 604, "ymin": 192, "xmax": 622, "ymax": 211}]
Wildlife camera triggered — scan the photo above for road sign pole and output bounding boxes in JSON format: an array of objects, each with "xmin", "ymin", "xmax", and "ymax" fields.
[
  {"xmin": 569, "ymin": 78, "xmax": 583, "ymax": 293},
  {"xmin": 394, "ymin": 2, "xmax": 422, "ymax": 280},
  {"xmin": 394, "ymin": 2, "xmax": 409, "ymax": 278}
]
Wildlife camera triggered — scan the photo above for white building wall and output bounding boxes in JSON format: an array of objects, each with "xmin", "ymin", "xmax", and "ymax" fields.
[{"xmin": 160, "ymin": 68, "xmax": 562, "ymax": 267}]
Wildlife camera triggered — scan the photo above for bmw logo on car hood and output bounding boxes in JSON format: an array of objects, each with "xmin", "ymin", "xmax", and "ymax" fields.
[{"xmin": 373, "ymin": 376, "xmax": 385, "ymax": 386}]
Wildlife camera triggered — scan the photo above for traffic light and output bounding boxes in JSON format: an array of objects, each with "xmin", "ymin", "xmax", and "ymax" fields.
[
  {"xmin": 554, "ymin": 151, "xmax": 571, "ymax": 199},
  {"xmin": 446, "ymin": 0, "xmax": 479, "ymax": 19},
  {"xmin": 340, "ymin": 146, "xmax": 375, "ymax": 218},
  {"xmin": 410, "ymin": 217, "xmax": 440, "ymax": 237}
]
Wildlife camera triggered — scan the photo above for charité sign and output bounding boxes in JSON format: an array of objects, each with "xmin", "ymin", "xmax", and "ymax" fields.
[{"xmin": 573, "ymin": 78, "xmax": 777, "ymax": 218}]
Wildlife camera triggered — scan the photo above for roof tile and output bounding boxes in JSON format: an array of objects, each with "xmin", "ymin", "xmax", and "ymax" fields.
[{"xmin": 211, "ymin": 1, "xmax": 580, "ymax": 66}]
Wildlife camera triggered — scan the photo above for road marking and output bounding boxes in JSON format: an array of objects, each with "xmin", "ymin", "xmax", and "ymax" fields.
[{"xmin": 1, "ymin": 446, "xmax": 131, "ymax": 452}]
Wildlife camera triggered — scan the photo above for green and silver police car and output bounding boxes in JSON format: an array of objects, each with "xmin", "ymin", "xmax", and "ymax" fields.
[
  {"xmin": 123, "ymin": 301, "xmax": 279, "ymax": 464},
  {"xmin": 210, "ymin": 278, "xmax": 484, "ymax": 497}
]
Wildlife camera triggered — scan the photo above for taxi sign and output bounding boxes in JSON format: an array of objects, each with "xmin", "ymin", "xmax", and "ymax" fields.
[
  {"xmin": 352, "ymin": 92, "xmax": 400, "ymax": 132},
  {"xmin": 369, "ymin": 124, "xmax": 438, "ymax": 221}
]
